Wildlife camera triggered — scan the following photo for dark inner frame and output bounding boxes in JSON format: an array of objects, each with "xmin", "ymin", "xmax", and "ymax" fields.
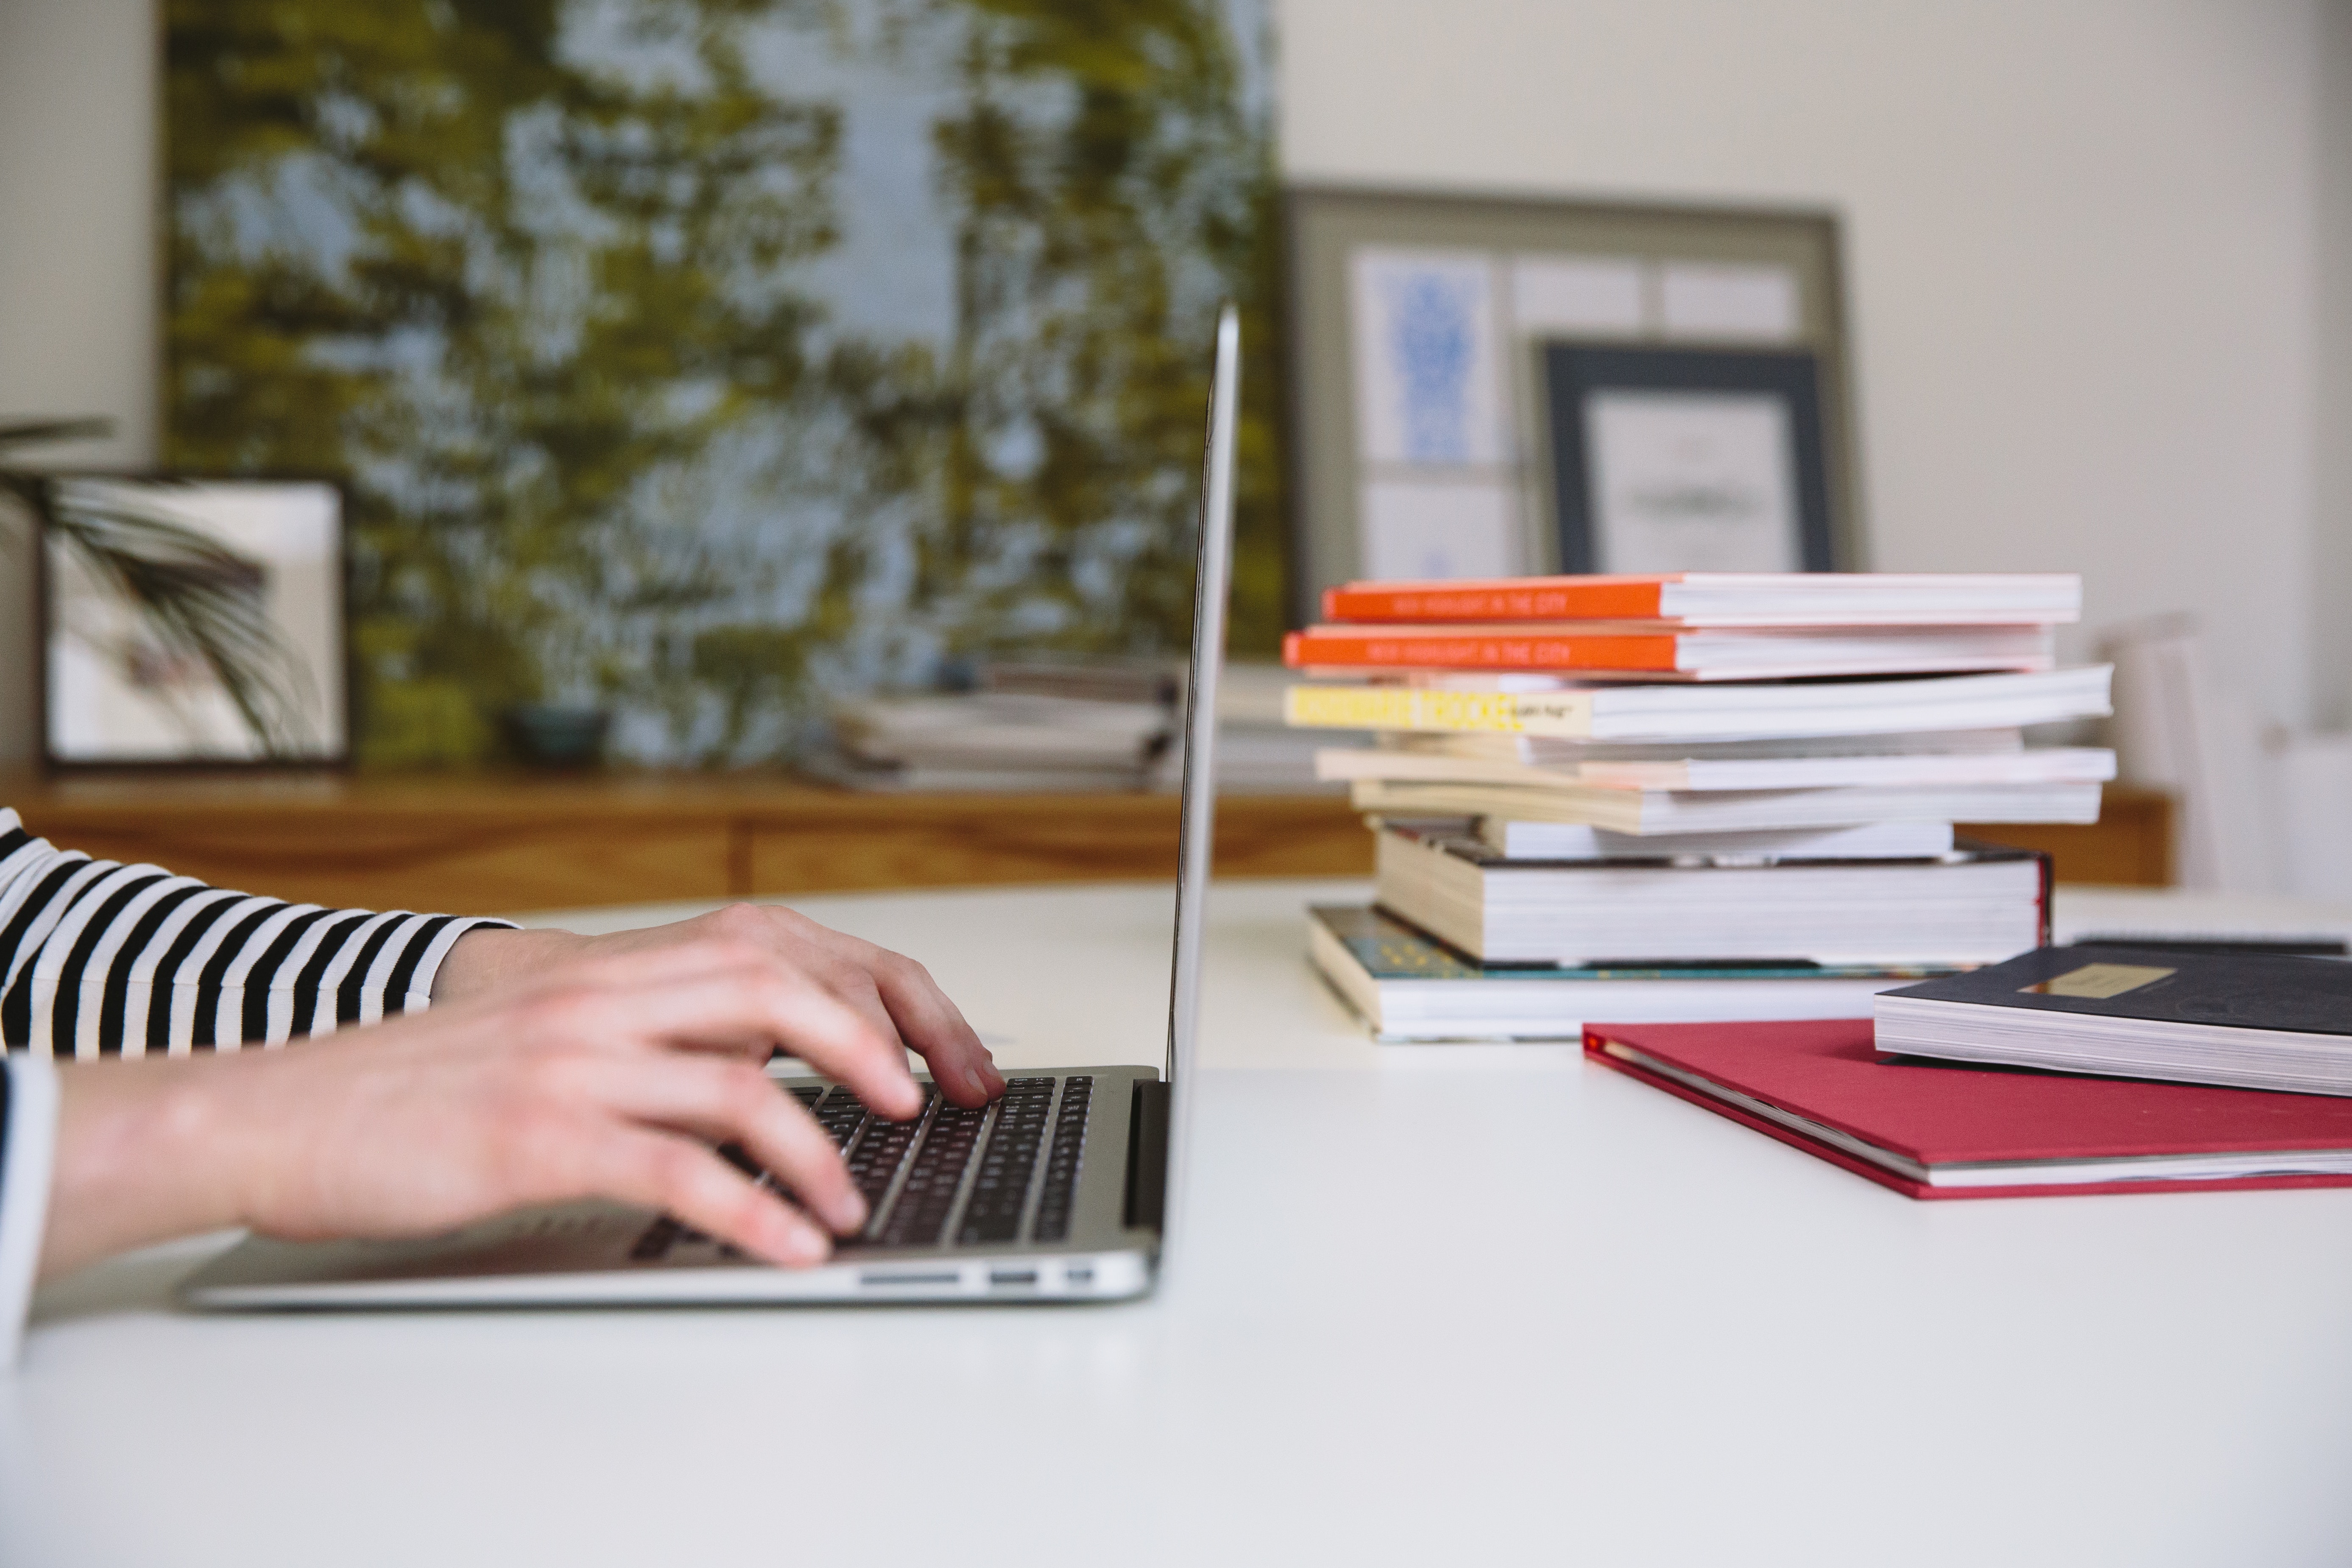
[{"xmin": 1542, "ymin": 344, "xmax": 1839, "ymax": 576}]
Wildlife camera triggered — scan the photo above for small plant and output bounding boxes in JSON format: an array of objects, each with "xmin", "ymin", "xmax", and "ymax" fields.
[{"xmin": 0, "ymin": 419, "xmax": 317, "ymax": 753}]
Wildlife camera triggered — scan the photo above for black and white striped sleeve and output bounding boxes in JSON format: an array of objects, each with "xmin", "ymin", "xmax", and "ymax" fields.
[{"xmin": 0, "ymin": 809, "xmax": 515, "ymax": 1058}]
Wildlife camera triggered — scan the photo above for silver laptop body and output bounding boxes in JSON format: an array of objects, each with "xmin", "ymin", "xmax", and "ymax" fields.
[{"xmin": 179, "ymin": 305, "xmax": 1239, "ymax": 1311}]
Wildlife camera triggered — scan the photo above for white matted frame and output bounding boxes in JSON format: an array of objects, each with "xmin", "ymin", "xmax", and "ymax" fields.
[
  {"xmin": 36, "ymin": 474, "xmax": 351, "ymax": 771},
  {"xmin": 1543, "ymin": 343, "xmax": 1836, "ymax": 575},
  {"xmin": 1283, "ymin": 186, "xmax": 1863, "ymax": 616}
]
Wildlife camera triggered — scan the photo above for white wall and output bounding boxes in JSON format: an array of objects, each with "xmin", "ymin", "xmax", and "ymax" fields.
[
  {"xmin": 1282, "ymin": 0, "xmax": 2326, "ymax": 725},
  {"xmin": 2319, "ymin": 0, "xmax": 2352, "ymax": 729},
  {"xmin": 0, "ymin": 0, "xmax": 2340, "ymax": 761},
  {"xmin": 0, "ymin": 0, "xmax": 158, "ymax": 763}
]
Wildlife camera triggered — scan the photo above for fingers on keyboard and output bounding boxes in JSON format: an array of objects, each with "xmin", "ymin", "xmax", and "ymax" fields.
[{"xmin": 634, "ymin": 1077, "xmax": 1093, "ymax": 1259}]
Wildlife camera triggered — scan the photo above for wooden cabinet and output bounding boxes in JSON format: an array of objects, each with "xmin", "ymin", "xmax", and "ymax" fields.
[
  {"xmin": 1, "ymin": 773, "xmax": 1374, "ymax": 914},
  {"xmin": 1958, "ymin": 787, "xmax": 2173, "ymax": 888},
  {"xmin": 0, "ymin": 771, "xmax": 2173, "ymax": 915}
]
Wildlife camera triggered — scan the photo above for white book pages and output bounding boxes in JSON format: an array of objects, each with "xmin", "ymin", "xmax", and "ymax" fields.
[
  {"xmin": 1326, "ymin": 666, "xmax": 2115, "ymax": 740},
  {"xmin": 1476, "ymin": 820, "xmax": 1956, "ymax": 861},
  {"xmin": 1321, "ymin": 744, "xmax": 2114, "ymax": 792},
  {"xmin": 1652, "ymin": 572, "xmax": 2080, "ymax": 623},
  {"xmin": 1350, "ymin": 778, "xmax": 2102, "ymax": 834},
  {"xmin": 1389, "ymin": 728, "xmax": 2025, "ymax": 764}
]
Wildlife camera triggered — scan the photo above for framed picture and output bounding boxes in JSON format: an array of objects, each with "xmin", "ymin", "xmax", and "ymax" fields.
[
  {"xmin": 1540, "ymin": 344, "xmax": 1836, "ymax": 574},
  {"xmin": 1284, "ymin": 186, "xmax": 1862, "ymax": 610},
  {"xmin": 36, "ymin": 475, "xmax": 350, "ymax": 770}
]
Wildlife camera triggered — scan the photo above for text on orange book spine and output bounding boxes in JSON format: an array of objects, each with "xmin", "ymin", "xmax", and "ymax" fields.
[
  {"xmin": 1320, "ymin": 581, "xmax": 1667, "ymax": 622},
  {"xmin": 1281, "ymin": 629, "xmax": 1681, "ymax": 671}
]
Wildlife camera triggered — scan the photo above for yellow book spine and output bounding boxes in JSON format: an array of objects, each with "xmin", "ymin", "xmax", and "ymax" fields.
[{"xmin": 1283, "ymin": 685, "xmax": 1593, "ymax": 735}]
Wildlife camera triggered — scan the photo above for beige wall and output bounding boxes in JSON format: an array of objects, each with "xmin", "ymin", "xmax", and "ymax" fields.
[
  {"xmin": 2320, "ymin": 0, "xmax": 2352, "ymax": 728},
  {"xmin": 1283, "ymin": 0, "xmax": 2328, "ymax": 723},
  {"xmin": 0, "ymin": 0, "xmax": 2342, "ymax": 759},
  {"xmin": 0, "ymin": 0, "xmax": 158, "ymax": 763}
]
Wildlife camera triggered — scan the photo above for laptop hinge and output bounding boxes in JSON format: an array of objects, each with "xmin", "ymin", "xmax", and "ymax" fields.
[{"xmin": 1122, "ymin": 1078, "xmax": 1171, "ymax": 1232}]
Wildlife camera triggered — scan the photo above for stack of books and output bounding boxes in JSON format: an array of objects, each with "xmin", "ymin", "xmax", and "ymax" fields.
[{"xmin": 1283, "ymin": 572, "xmax": 2115, "ymax": 1041}]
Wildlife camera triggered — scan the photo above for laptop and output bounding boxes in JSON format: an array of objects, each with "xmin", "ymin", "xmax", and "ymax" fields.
[{"xmin": 178, "ymin": 305, "xmax": 1238, "ymax": 1310}]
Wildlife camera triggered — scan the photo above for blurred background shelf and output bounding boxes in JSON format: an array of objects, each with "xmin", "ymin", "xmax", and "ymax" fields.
[
  {"xmin": 1961, "ymin": 786, "xmax": 2172, "ymax": 889},
  {"xmin": 1, "ymin": 773, "xmax": 1370, "ymax": 913},
  {"xmin": 3, "ymin": 773, "xmax": 2172, "ymax": 914}
]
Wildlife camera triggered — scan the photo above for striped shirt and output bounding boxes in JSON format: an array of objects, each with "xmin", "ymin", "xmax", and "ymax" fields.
[
  {"xmin": 0, "ymin": 806, "xmax": 511, "ymax": 1364},
  {"xmin": 0, "ymin": 809, "xmax": 511, "ymax": 1057}
]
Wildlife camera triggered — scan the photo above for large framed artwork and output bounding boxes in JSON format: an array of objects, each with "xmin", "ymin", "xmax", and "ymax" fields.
[
  {"xmin": 37, "ymin": 477, "xmax": 349, "ymax": 770},
  {"xmin": 1284, "ymin": 187, "xmax": 1861, "ymax": 610},
  {"xmin": 1541, "ymin": 345, "xmax": 1834, "ymax": 574}
]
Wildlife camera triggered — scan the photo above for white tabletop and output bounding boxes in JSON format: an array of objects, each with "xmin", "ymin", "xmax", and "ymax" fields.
[{"xmin": 9, "ymin": 879, "xmax": 2352, "ymax": 1567}]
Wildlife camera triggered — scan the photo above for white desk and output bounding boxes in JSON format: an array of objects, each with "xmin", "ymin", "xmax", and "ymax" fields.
[{"xmin": 10, "ymin": 879, "xmax": 2352, "ymax": 1567}]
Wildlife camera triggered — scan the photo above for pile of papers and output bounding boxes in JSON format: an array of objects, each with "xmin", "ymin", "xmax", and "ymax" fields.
[
  {"xmin": 1211, "ymin": 663, "xmax": 1356, "ymax": 793},
  {"xmin": 824, "ymin": 660, "xmax": 1177, "ymax": 792},
  {"xmin": 1285, "ymin": 571, "xmax": 2113, "ymax": 1041},
  {"xmin": 821, "ymin": 659, "xmax": 1367, "ymax": 794}
]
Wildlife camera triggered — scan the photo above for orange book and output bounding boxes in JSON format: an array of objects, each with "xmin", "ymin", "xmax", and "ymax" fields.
[
  {"xmin": 1322, "ymin": 578, "xmax": 1669, "ymax": 623},
  {"xmin": 1318, "ymin": 572, "xmax": 2082, "ymax": 627},
  {"xmin": 1280, "ymin": 622, "xmax": 2057, "ymax": 681},
  {"xmin": 1286, "ymin": 625, "xmax": 1680, "ymax": 673}
]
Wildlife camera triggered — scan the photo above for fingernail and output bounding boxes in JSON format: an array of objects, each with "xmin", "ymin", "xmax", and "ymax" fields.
[
  {"xmin": 965, "ymin": 1067, "xmax": 990, "ymax": 1099},
  {"xmin": 780, "ymin": 1224, "xmax": 830, "ymax": 1266},
  {"xmin": 830, "ymin": 1190, "xmax": 869, "ymax": 1233}
]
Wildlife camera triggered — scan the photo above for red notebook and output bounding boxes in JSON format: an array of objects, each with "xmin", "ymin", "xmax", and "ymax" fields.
[{"xmin": 1584, "ymin": 1018, "xmax": 2352, "ymax": 1200}]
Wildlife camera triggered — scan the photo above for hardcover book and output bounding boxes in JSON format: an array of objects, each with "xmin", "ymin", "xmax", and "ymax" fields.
[
  {"xmin": 1374, "ymin": 823, "xmax": 2051, "ymax": 966},
  {"xmin": 1309, "ymin": 906, "xmax": 1942, "ymax": 1042},
  {"xmin": 1875, "ymin": 945, "xmax": 2352, "ymax": 1096},
  {"xmin": 1583, "ymin": 1017, "xmax": 2352, "ymax": 1199}
]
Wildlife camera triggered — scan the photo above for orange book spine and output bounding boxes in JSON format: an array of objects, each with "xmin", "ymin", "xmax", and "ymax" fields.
[
  {"xmin": 1320, "ymin": 578, "xmax": 1668, "ymax": 622},
  {"xmin": 1281, "ymin": 628, "xmax": 1682, "ymax": 671}
]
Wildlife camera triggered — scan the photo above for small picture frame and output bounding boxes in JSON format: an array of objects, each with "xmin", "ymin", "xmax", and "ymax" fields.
[
  {"xmin": 36, "ymin": 474, "xmax": 350, "ymax": 770},
  {"xmin": 1539, "ymin": 343, "xmax": 1840, "ymax": 575},
  {"xmin": 1283, "ymin": 186, "xmax": 1862, "ymax": 609}
]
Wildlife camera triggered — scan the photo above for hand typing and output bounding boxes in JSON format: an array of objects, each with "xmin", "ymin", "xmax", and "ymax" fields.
[
  {"xmin": 434, "ymin": 902, "xmax": 1007, "ymax": 1107},
  {"xmin": 40, "ymin": 934, "xmax": 971, "ymax": 1283}
]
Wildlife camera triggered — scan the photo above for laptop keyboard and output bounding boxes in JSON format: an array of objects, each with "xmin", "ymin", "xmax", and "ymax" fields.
[
  {"xmin": 628, "ymin": 1075, "xmax": 1094, "ymax": 1262},
  {"xmin": 957, "ymin": 1078, "xmax": 1055, "ymax": 1243}
]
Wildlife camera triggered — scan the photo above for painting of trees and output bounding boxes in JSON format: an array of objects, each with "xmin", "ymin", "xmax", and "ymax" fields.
[{"xmin": 165, "ymin": 0, "xmax": 1280, "ymax": 766}]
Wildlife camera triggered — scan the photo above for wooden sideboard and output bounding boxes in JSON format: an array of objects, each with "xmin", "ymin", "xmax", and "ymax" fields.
[
  {"xmin": 0, "ymin": 772, "xmax": 1370, "ymax": 913},
  {"xmin": 0, "ymin": 771, "xmax": 2173, "ymax": 914},
  {"xmin": 1961, "ymin": 787, "xmax": 2173, "ymax": 888}
]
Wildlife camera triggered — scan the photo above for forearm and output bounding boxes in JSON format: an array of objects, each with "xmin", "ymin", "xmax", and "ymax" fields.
[
  {"xmin": 36, "ymin": 1057, "xmax": 254, "ymax": 1282},
  {"xmin": 430, "ymin": 926, "xmax": 591, "ymax": 1004},
  {"xmin": 35, "ymin": 938, "xmax": 918, "ymax": 1291}
]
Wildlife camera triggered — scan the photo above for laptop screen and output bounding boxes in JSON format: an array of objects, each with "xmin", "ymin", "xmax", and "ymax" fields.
[{"xmin": 1150, "ymin": 303, "xmax": 1239, "ymax": 1247}]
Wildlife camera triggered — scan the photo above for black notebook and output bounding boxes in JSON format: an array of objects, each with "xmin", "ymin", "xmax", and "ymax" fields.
[{"xmin": 1875, "ymin": 944, "xmax": 2352, "ymax": 1096}]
